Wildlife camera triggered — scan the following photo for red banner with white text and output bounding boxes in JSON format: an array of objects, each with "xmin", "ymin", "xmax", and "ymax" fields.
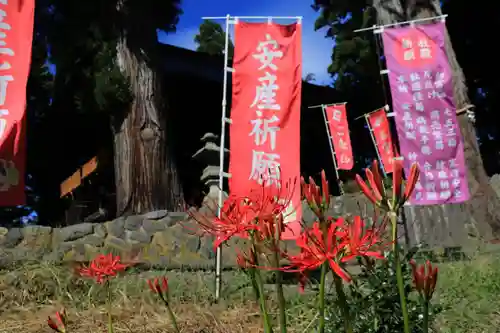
[
  {"xmin": 325, "ymin": 105, "xmax": 353, "ymax": 170},
  {"xmin": 229, "ymin": 21, "xmax": 302, "ymax": 239},
  {"xmin": 0, "ymin": 0, "xmax": 34, "ymax": 206},
  {"xmin": 367, "ymin": 108, "xmax": 395, "ymax": 173}
]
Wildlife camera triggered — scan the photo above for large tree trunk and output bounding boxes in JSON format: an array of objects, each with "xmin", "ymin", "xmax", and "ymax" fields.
[
  {"xmin": 373, "ymin": 0, "xmax": 500, "ymax": 238},
  {"xmin": 113, "ymin": 36, "xmax": 184, "ymax": 215}
]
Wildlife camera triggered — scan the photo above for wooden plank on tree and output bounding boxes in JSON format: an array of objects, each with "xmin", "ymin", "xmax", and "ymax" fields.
[
  {"xmin": 81, "ymin": 156, "xmax": 98, "ymax": 178},
  {"xmin": 60, "ymin": 156, "xmax": 99, "ymax": 197}
]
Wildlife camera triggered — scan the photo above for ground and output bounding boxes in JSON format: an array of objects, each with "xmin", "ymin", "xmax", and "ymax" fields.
[{"xmin": 1, "ymin": 245, "xmax": 499, "ymax": 333}]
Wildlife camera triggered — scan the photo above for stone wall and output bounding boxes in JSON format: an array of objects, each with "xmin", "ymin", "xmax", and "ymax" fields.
[
  {"xmin": 2, "ymin": 181, "xmax": 499, "ymax": 269},
  {"xmin": 0, "ymin": 210, "xmax": 216, "ymax": 269},
  {"xmin": 0, "ymin": 197, "xmax": 352, "ymax": 269}
]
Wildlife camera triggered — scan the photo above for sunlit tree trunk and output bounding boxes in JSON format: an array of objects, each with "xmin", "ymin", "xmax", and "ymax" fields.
[
  {"xmin": 113, "ymin": 36, "xmax": 184, "ymax": 215},
  {"xmin": 373, "ymin": 0, "xmax": 500, "ymax": 237}
]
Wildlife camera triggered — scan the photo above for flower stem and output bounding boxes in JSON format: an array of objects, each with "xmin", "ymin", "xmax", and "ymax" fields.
[
  {"xmin": 248, "ymin": 268, "xmax": 261, "ymax": 301},
  {"xmin": 164, "ymin": 299, "xmax": 180, "ymax": 333},
  {"xmin": 318, "ymin": 261, "xmax": 328, "ymax": 333},
  {"xmin": 106, "ymin": 280, "xmax": 114, "ymax": 333},
  {"xmin": 333, "ymin": 274, "xmax": 353, "ymax": 333},
  {"xmin": 273, "ymin": 248, "xmax": 287, "ymax": 333},
  {"xmin": 390, "ymin": 212, "xmax": 410, "ymax": 333},
  {"xmin": 423, "ymin": 300, "xmax": 430, "ymax": 333},
  {"xmin": 254, "ymin": 266, "xmax": 274, "ymax": 333},
  {"xmin": 250, "ymin": 237, "xmax": 273, "ymax": 333}
]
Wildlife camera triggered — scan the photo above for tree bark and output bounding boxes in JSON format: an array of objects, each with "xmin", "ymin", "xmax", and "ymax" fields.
[
  {"xmin": 373, "ymin": 0, "xmax": 500, "ymax": 237},
  {"xmin": 113, "ymin": 36, "xmax": 184, "ymax": 215}
]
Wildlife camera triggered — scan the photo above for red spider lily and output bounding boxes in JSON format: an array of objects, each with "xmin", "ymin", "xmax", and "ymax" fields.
[
  {"xmin": 190, "ymin": 180, "xmax": 297, "ymax": 248},
  {"xmin": 283, "ymin": 216, "xmax": 387, "ymax": 283},
  {"xmin": 355, "ymin": 160, "xmax": 386, "ymax": 208},
  {"xmin": 409, "ymin": 260, "xmax": 438, "ymax": 301},
  {"xmin": 77, "ymin": 253, "xmax": 128, "ymax": 284},
  {"xmin": 47, "ymin": 309, "xmax": 67, "ymax": 333},
  {"xmin": 236, "ymin": 248, "xmax": 258, "ymax": 269},
  {"xmin": 252, "ymin": 185, "xmax": 293, "ymax": 218},
  {"xmin": 147, "ymin": 276, "xmax": 181, "ymax": 333},
  {"xmin": 248, "ymin": 179, "xmax": 297, "ymax": 238},
  {"xmin": 301, "ymin": 170, "xmax": 330, "ymax": 219},
  {"xmin": 189, "ymin": 195, "xmax": 260, "ymax": 250},
  {"xmin": 283, "ymin": 220, "xmax": 352, "ymax": 282},
  {"xmin": 256, "ymin": 209, "xmax": 286, "ymax": 243},
  {"xmin": 404, "ymin": 163, "xmax": 420, "ymax": 201},
  {"xmin": 147, "ymin": 276, "xmax": 170, "ymax": 302},
  {"xmin": 297, "ymin": 273, "xmax": 308, "ymax": 294},
  {"xmin": 356, "ymin": 159, "xmax": 420, "ymax": 211},
  {"xmin": 336, "ymin": 216, "xmax": 386, "ymax": 263}
]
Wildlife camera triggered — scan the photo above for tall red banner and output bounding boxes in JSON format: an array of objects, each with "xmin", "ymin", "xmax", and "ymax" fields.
[
  {"xmin": 325, "ymin": 105, "xmax": 353, "ymax": 170},
  {"xmin": 0, "ymin": 0, "xmax": 34, "ymax": 206},
  {"xmin": 367, "ymin": 109, "xmax": 395, "ymax": 173},
  {"xmin": 229, "ymin": 22, "xmax": 302, "ymax": 239}
]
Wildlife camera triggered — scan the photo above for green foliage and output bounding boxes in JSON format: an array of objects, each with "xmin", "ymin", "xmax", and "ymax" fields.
[
  {"xmin": 43, "ymin": 0, "xmax": 182, "ymax": 116},
  {"xmin": 326, "ymin": 247, "xmax": 443, "ymax": 333},
  {"xmin": 92, "ymin": 42, "xmax": 132, "ymax": 112},
  {"xmin": 312, "ymin": 1, "xmax": 380, "ymax": 91},
  {"xmin": 194, "ymin": 20, "xmax": 234, "ymax": 58}
]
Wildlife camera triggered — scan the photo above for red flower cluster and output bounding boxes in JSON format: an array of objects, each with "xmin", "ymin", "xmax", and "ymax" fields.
[
  {"xmin": 283, "ymin": 216, "xmax": 385, "ymax": 282},
  {"xmin": 301, "ymin": 170, "xmax": 330, "ymax": 220},
  {"xmin": 410, "ymin": 260, "xmax": 438, "ymax": 301},
  {"xmin": 47, "ymin": 309, "xmax": 67, "ymax": 333},
  {"xmin": 356, "ymin": 159, "xmax": 419, "ymax": 211},
  {"xmin": 190, "ymin": 184, "xmax": 295, "ymax": 250},
  {"xmin": 77, "ymin": 253, "xmax": 128, "ymax": 284},
  {"xmin": 147, "ymin": 276, "xmax": 170, "ymax": 302},
  {"xmin": 236, "ymin": 247, "xmax": 258, "ymax": 269}
]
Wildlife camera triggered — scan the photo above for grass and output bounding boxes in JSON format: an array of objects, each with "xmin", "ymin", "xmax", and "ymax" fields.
[
  {"xmin": 435, "ymin": 253, "xmax": 500, "ymax": 333},
  {"xmin": 0, "ymin": 251, "xmax": 499, "ymax": 333}
]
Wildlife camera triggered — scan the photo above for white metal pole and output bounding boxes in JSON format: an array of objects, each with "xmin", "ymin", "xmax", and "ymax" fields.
[
  {"xmin": 202, "ymin": 15, "xmax": 302, "ymax": 20},
  {"xmin": 214, "ymin": 13, "xmax": 231, "ymax": 301},
  {"xmin": 308, "ymin": 102, "xmax": 347, "ymax": 109},
  {"xmin": 354, "ymin": 14, "xmax": 447, "ymax": 33},
  {"xmin": 365, "ymin": 114, "xmax": 387, "ymax": 177},
  {"xmin": 321, "ymin": 105, "xmax": 344, "ymax": 195}
]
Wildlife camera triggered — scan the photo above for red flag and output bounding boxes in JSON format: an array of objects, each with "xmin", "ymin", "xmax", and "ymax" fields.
[
  {"xmin": 325, "ymin": 105, "xmax": 353, "ymax": 170},
  {"xmin": 0, "ymin": 0, "xmax": 34, "ymax": 206},
  {"xmin": 367, "ymin": 109, "xmax": 396, "ymax": 173},
  {"xmin": 228, "ymin": 21, "xmax": 302, "ymax": 239}
]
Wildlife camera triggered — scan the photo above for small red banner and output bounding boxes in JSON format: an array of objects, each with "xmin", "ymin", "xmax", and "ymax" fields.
[
  {"xmin": 367, "ymin": 109, "xmax": 396, "ymax": 173},
  {"xmin": 325, "ymin": 104, "xmax": 354, "ymax": 170}
]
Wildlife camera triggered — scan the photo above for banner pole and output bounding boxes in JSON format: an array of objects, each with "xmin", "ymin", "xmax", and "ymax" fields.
[
  {"xmin": 371, "ymin": 25, "xmax": 411, "ymax": 248},
  {"xmin": 214, "ymin": 13, "xmax": 231, "ymax": 301},
  {"xmin": 308, "ymin": 101, "xmax": 347, "ymax": 109},
  {"xmin": 353, "ymin": 14, "xmax": 447, "ymax": 33},
  {"xmin": 321, "ymin": 105, "xmax": 344, "ymax": 195},
  {"xmin": 354, "ymin": 104, "xmax": 390, "ymax": 121},
  {"xmin": 365, "ymin": 114, "xmax": 387, "ymax": 177}
]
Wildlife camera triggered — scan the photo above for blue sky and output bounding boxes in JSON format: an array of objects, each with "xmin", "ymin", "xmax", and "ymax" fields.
[{"xmin": 157, "ymin": 0, "xmax": 334, "ymax": 85}]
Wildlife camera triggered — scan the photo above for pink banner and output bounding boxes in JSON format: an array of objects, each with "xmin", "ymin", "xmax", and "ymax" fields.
[{"xmin": 382, "ymin": 22, "xmax": 469, "ymax": 205}]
